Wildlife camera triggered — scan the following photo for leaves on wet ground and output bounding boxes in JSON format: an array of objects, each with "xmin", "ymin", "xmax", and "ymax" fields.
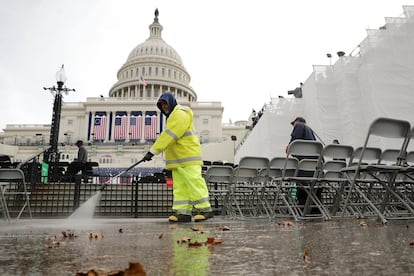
[
  {"xmin": 45, "ymin": 230, "xmax": 78, "ymax": 249},
  {"xmin": 45, "ymin": 229, "xmax": 107, "ymax": 249},
  {"xmin": 190, "ymin": 237, "xmax": 224, "ymax": 246},
  {"xmin": 76, "ymin": 261, "xmax": 146, "ymax": 276},
  {"xmin": 173, "ymin": 225, "xmax": 229, "ymax": 247},
  {"xmin": 177, "ymin": 236, "xmax": 224, "ymax": 247},
  {"xmin": 359, "ymin": 220, "xmax": 368, "ymax": 227}
]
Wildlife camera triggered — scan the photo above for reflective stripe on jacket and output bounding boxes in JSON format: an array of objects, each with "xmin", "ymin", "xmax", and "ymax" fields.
[{"xmin": 150, "ymin": 104, "xmax": 203, "ymax": 169}]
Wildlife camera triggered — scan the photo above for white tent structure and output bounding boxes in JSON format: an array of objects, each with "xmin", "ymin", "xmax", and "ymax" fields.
[{"xmin": 236, "ymin": 5, "xmax": 414, "ymax": 163}]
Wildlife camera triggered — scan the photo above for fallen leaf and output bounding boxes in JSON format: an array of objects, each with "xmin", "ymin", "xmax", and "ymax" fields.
[
  {"xmin": 188, "ymin": 241, "xmax": 204, "ymax": 247},
  {"xmin": 76, "ymin": 269, "xmax": 99, "ymax": 276},
  {"xmin": 88, "ymin": 232, "xmax": 104, "ymax": 240},
  {"xmin": 359, "ymin": 220, "xmax": 368, "ymax": 227},
  {"xmin": 409, "ymin": 242, "xmax": 414, "ymax": 248},
  {"xmin": 278, "ymin": 221, "xmax": 294, "ymax": 227},
  {"xmin": 76, "ymin": 262, "xmax": 146, "ymax": 276},
  {"xmin": 124, "ymin": 262, "xmax": 147, "ymax": 275},
  {"xmin": 62, "ymin": 230, "xmax": 77, "ymax": 238},
  {"xmin": 212, "ymin": 238, "xmax": 223, "ymax": 244},
  {"xmin": 206, "ymin": 237, "xmax": 215, "ymax": 244},
  {"xmin": 179, "ymin": 237, "xmax": 192, "ymax": 244},
  {"xmin": 303, "ymin": 248, "xmax": 310, "ymax": 262},
  {"xmin": 218, "ymin": 226, "xmax": 230, "ymax": 231},
  {"xmin": 45, "ymin": 240, "xmax": 61, "ymax": 249},
  {"xmin": 191, "ymin": 227, "xmax": 200, "ymax": 232},
  {"xmin": 158, "ymin": 232, "xmax": 163, "ymax": 239}
]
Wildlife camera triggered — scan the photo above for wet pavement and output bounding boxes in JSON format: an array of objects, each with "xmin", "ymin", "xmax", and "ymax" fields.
[{"xmin": 0, "ymin": 217, "xmax": 413, "ymax": 275}]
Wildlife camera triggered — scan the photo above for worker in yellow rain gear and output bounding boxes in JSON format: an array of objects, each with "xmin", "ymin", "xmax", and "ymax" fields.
[{"xmin": 142, "ymin": 92, "xmax": 212, "ymax": 223}]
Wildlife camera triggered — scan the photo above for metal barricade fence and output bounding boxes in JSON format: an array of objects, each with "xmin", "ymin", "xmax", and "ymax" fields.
[{"xmin": 3, "ymin": 175, "xmax": 176, "ymax": 218}]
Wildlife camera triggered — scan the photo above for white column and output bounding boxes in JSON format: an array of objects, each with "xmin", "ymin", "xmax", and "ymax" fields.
[
  {"xmin": 151, "ymin": 84, "xmax": 155, "ymax": 99},
  {"xmin": 90, "ymin": 112, "xmax": 96, "ymax": 143},
  {"xmin": 140, "ymin": 110, "xmax": 146, "ymax": 143},
  {"xmin": 126, "ymin": 111, "xmax": 131, "ymax": 142},
  {"xmin": 107, "ymin": 113, "xmax": 112, "ymax": 142},
  {"xmin": 114, "ymin": 112, "xmax": 119, "ymax": 141}
]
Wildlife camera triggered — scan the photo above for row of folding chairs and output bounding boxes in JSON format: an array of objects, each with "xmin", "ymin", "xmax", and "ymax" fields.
[
  {"xmin": 339, "ymin": 117, "xmax": 414, "ymax": 224},
  {"xmin": 205, "ymin": 142, "xmax": 348, "ymax": 220},
  {"xmin": 204, "ymin": 117, "xmax": 414, "ymax": 223}
]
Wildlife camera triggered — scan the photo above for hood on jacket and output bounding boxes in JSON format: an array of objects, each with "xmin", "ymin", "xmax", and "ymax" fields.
[{"xmin": 157, "ymin": 92, "xmax": 177, "ymax": 117}]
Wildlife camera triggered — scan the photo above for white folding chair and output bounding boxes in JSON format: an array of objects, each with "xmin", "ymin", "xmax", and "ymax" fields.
[
  {"xmin": 281, "ymin": 140, "xmax": 325, "ymax": 220},
  {"xmin": 348, "ymin": 146, "xmax": 382, "ymax": 167},
  {"xmin": 232, "ymin": 156, "xmax": 270, "ymax": 218},
  {"xmin": 0, "ymin": 185, "xmax": 10, "ymax": 221},
  {"xmin": 268, "ymin": 157, "xmax": 298, "ymax": 180},
  {"xmin": 0, "ymin": 168, "xmax": 32, "ymax": 221},
  {"xmin": 379, "ymin": 149, "xmax": 403, "ymax": 165},
  {"xmin": 266, "ymin": 157, "xmax": 299, "ymax": 220},
  {"xmin": 316, "ymin": 144, "xmax": 354, "ymax": 218},
  {"xmin": 337, "ymin": 146, "xmax": 384, "ymax": 219},
  {"xmin": 393, "ymin": 128, "xmax": 414, "ymax": 213},
  {"xmin": 205, "ymin": 165, "xmax": 236, "ymax": 217}
]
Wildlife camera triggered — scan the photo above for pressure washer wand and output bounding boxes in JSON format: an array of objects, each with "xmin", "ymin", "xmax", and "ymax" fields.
[{"xmin": 100, "ymin": 158, "xmax": 146, "ymax": 191}]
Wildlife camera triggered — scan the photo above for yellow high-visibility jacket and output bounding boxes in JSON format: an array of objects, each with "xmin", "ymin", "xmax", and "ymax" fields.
[{"xmin": 150, "ymin": 104, "xmax": 203, "ymax": 169}]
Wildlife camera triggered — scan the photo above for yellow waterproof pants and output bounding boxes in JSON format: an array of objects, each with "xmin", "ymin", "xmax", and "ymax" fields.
[{"xmin": 171, "ymin": 165, "xmax": 212, "ymax": 215}]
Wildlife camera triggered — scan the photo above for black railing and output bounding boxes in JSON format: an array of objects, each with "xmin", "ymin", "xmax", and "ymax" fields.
[
  {"xmin": 1, "ymin": 170, "xmax": 231, "ymax": 218},
  {"xmin": 2, "ymin": 175, "xmax": 229, "ymax": 218}
]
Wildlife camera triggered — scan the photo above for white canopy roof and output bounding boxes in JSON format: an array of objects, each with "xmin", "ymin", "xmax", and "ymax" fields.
[{"xmin": 236, "ymin": 6, "xmax": 414, "ymax": 162}]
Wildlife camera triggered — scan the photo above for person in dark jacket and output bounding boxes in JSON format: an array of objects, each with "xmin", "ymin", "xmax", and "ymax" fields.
[
  {"xmin": 65, "ymin": 140, "xmax": 88, "ymax": 181},
  {"xmin": 289, "ymin": 117, "xmax": 316, "ymax": 143}
]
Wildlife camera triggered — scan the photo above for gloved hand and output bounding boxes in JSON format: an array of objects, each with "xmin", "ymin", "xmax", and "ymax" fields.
[{"xmin": 143, "ymin": 152, "xmax": 154, "ymax": 162}]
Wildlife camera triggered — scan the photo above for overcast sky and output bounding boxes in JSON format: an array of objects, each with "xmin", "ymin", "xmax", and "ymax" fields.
[{"xmin": 1, "ymin": 0, "xmax": 413, "ymax": 131}]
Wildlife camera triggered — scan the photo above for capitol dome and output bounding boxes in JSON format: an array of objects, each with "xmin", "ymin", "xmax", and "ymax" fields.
[
  {"xmin": 109, "ymin": 9, "xmax": 197, "ymax": 102},
  {"xmin": 127, "ymin": 29, "xmax": 183, "ymax": 66}
]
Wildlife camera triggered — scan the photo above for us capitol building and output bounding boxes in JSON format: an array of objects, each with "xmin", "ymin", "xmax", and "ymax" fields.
[{"xmin": 0, "ymin": 10, "xmax": 250, "ymax": 167}]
